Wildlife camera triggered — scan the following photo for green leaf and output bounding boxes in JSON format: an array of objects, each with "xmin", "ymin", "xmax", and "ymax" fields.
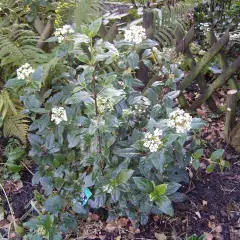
[
  {"xmin": 5, "ymin": 78, "xmax": 27, "ymax": 88},
  {"xmin": 45, "ymin": 133, "xmax": 55, "ymax": 149},
  {"xmin": 192, "ymin": 159, "xmax": 200, "ymax": 170},
  {"xmin": 138, "ymin": 39, "xmax": 158, "ymax": 49},
  {"xmin": 67, "ymin": 131, "xmax": 80, "ymax": 148},
  {"xmin": 60, "ymin": 213, "xmax": 78, "ymax": 233},
  {"xmin": 193, "ymin": 149, "xmax": 203, "ymax": 159},
  {"xmin": 191, "ymin": 118, "xmax": 206, "ymax": 129},
  {"xmin": 155, "ymin": 196, "xmax": 173, "ymax": 216},
  {"xmin": 133, "ymin": 177, "xmax": 154, "ymax": 193},
  {"xmin": 115, "ymin": 169, "xmax": 134, "ymax": 185},
  {"xmin": 206, "ymin": 163, "xmax": 215, "ymax": 173},
  {"xmin": 150, "ymin": 152, "xmax": 166, "ymax": 173},
  {"xmin": 211, "ymin": 149, "xmax": 224, "ymax": 162},
  {"xmin": 127, "ymin": 52, "xmax": 139, "ymax": 69},
  {"xmin": 149, "ymin": 184, "xmax": 167, "ymax": 201},
  {"xmin": 166, "ymin": 182, "xmax": 181, "ymax": 195},
  {"xmin": 72, "ymin": 202, "xmax": 88, "ymax": 215},
  {"xmin": 65, "ymin": 91, "xmax": 93, "ymax": 105},
  {"xmin": 43, "ymin": 196, "xmax": 63, "ymax": 213},
  {"xmin": 89, "ymin": 18, "xmax": 102, "ymax": 37},
  {"xmin": 155, "ymin": 184, "xmax": 167, "ymax": 196},
  {"xmin": 168, "ymin": 192, "xmax": 188, "ymax": 203},
  {"xmin": 113, "ymin": 148, "xmax": 141, "ymax": 158}
]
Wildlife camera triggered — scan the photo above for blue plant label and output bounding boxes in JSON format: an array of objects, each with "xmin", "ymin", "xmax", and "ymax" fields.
[{"xmin": 80, "ymin": 187, "xmax": 92, "ymax": 206}]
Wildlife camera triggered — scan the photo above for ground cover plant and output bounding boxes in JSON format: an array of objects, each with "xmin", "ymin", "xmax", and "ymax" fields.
[{"xmin": 0, "ymin": 0, "xmax": 239, "ymax": 239}]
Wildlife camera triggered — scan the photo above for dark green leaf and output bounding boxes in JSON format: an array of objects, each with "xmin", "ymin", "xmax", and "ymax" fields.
[
  {"xmin": 191, "ymin": 118, "xmax": 206, "ymax": 129},
  {"xmin": 127, "ymin": 52, "xmax": 139, "ymax": 69},
  {"xmin": 5, "ymin": 78, "xmax": 27, "ymax": 88},
  {"xmin": 115, "ymin": 169, "xmax": 134, "ymax": 185},
  {"xmin": 155, "ymin": 196, "xmax": 173, "ymax": 216},
  {"xmin": 89, "ymin": 18, "xmax": 102, "ymax": 37},
  {"xmin": 43, "ymin": 196, "xmax": 63, "ymax": 213},
  {"xmin": 166, "ymin": 182, "xmax": 181, "ymax": 195},
  {"xmin": 150, "ymin": 152, "xmax": 166, "ymax": 173},
  {"xmin": 133, "ymin": 177, "xmax": 154, "ymax": 193},
  {"xmin": 72, "ymin": 202, "xmax": 87, "ymax": 215},
  {"xmin": 206, "ymin": 163, "xmax": 215, "ymax": 173},
  {"xmin": 193, "ymin": 149, "xmax": 203, "ymax": 159},
  {"xmin": 192, "ymin": 159, "xmax": 200, "ymax": 170},
  {"xmin": 113, "ymin": 148, "xmax": 141, "ymax": 158},
  {"xmin": 211, "ymin": 149, "xmax": 224, "ymax": 162},
  {"xmin": 60, "ymin": 213, "xmax": 78, "ymax": 233}
]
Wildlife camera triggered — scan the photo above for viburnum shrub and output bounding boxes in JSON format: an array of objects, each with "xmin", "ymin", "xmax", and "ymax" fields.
[{"xmin": 7, "ymin": 18, "xmax": 205, "ymax": 237}]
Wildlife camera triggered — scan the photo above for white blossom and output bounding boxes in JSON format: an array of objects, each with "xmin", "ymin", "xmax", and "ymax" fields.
[
  {"xmin": 143, "ymin": 128, "xmax": 163, "ymax": 153},
  {"xmin": 97, "ymin": 96, "xmax": 115, "ymax": 114},
  {"xmin": 16, "ymin": 63, "xmax": 34, "ymax": 80},
  {"xmin": 51, "ymin": 107, "xmax": 68, "ymax": 124},
  {"xmin": 167, "ymin": 108, "xmax": 192, "ymax": 133},
  {"xmin": 54, "ymin": 24, "xmax": 75, "ymax": 43},
  {"xmin": 103, "ymin": 184, "xmax": 114, "ymax": 193},
  {"xmin": 124, "ymin": 25, "xmax": 146, "ymax": 44}
]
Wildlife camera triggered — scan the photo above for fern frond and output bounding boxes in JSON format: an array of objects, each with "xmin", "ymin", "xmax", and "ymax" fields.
[
  {"xmin": 153, "ymin": 1, "xmax": 197, "ymax": 48},
  {"xmin": 74, "ymin": 0, "xmax": 105, "ymax": 31},
  {"xmin": 3, "ymin": 115, "xmax": 29, "ymax": 145},
  {"xmin": 0, "ymin": 89, "xmax": 17, "ymax": 119},
  {"xmin": 0, "ymin": 24, "xmax": 49, "ymax": 79}
]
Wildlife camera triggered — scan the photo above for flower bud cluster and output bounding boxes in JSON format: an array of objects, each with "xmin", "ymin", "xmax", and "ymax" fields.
[
  {"xmin": 16, "ymin": 63, "xmax": 34, "ymax": 80},
  {"xmin": 124, "ymin": 25, "xmax": 146, "ymax": 44},
  {"xmin": 143, "ymin": 128, "xmax": 163, "ymax": 153},
  {"xmin": 54, "ymin": 24, "xmax": 75, "ymax": 43},
  {"xmin": 51, "ymin": 107, "xmax": 68, "ymax": 125}
]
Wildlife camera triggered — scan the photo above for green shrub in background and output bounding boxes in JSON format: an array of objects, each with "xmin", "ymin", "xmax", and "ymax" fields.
[{"xmin": 4, "ymin": 17, "xmax": 207, "ymax": 238}]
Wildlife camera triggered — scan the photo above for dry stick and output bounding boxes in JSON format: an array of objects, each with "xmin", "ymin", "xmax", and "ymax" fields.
[
  {"xmin": 189, "ymin": 56, "xmax": 240, "ymax": 110},
  {"xmin": 104, "ymin": 23, "xmax": 118, "ymax": 43},
  {"xmin": 178, "ymin": 30, "xmax": 230, "ymax": 91},
  {"xmin": 175, "ymin": 26, "xmax": 218, "ymax": 112},
  {"xmin": 209, "ymin": 29, "xmax": 238, "ymax": 90},
  {"xmin": 224, "ymin": 90, "xmax": 237, "ymax": 141},
  {"xmin": 36, "ymin": 19, "xmax": 54, "ymax": 49},
  {"xmin": 92, "ymin": 72, "xmax": 103, "ymax": 170},
  {"xmin": 34, "ymin": 15, "xmax": 45, "ymax": 35},
  {"xmin": 0, "ymin": 183, "xmax": 16, "ymax": 233}
]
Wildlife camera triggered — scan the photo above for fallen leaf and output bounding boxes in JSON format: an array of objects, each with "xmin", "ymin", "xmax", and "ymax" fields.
[
  {"xmin": 209, "ymin": 215, "xmax": 215, "ymax": 220},
  {"xmin": 129, "ymin": 226, "xmax": 134, "ymax": 233},
  {"xmin": 204, "ymin": 232, "xmax": 214, "ymax": 240},
  {"xmin": 155, "ymin": 232, "xmax": 167, "ymax": 240},
  {"xmin": 119, "ymin": 217, "xmax": 128, "ymax": 227},
  {"xmin": 7, "ymin": 215, "xmax": 16, "ymax": 223},
  {"xmin": 195, "ymin": 211, "xmax": 201, "ymax": 219},
  {"xmin": 135, "ymin": 228, "xmax": 140, "ymax": 234},
  {"xmin": 153, "ymin": 215, "xmax": 160, "ymax": 222},
  {"xmin": 215, "ymin": 225, "xmax": 222, "ymax": 233},
  {"xmin": 105, "ymin": 222, "xmax": 117, "ymax": 232},
  {"xmin": 0, "ymin": 219, "xmax": 10, "ymax": 228},
  {"xmin": 202, "ymin": 200, "xmax": 208, "ymax": 206},
  {"xmin": 116, "ymin": 236, "xmax": 121, "ymax": 240}
]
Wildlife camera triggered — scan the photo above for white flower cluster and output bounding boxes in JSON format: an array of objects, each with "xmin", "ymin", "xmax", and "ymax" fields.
[
  {"xmin": 200, "ymin": 22, "xmax": 210, "ymax": 32},
  {"xmin": 16, "ymin": 63, "xmax": 34, "ymax": 80},
  {"xmin": 122, "ymin": 105, "xmax": 148, "ymax": 118},
  {"xmin": 124, "ymin": 25, "xmax": 146, "ymax": 44},
  {"xmin": 143, "ymin": 128, "xmax": 163, "ymax": 153},
  {"xmin": 54, "ymin": 24, "xmax": 75, "ymax": 43},
  {"xmin": 97, "ymin": 96, "xmax": 115, "ymax": 114},
  {"xmin": 51, "ymin": 107, "xmax": 68, "ymax": 124},
  {"xmin": 230, "ymin": 31, "xmax": 240, "ymax": 41},
  {"xmin": 167, "ymin": 108, "xmax": 192, "ymax": 134},
  {"xmin": 103, "ymin": 184, "xmax": 114, "ymax": 193}
]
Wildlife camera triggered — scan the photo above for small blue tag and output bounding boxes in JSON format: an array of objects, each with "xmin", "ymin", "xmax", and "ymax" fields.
[{"xmin": 80, "ymin": 187, "xmax": 92, "ymax": 206}]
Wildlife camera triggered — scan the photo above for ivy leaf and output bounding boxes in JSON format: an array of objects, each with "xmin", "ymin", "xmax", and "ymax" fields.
[
  {"xmin": 115, "ymin": 169, "xmax": 134, "ymax": 185},
  {"xmin": 127, "ymin": 52, "xmax": 139, "ymax": 69},
  {"xmin": 155, "ymin": 196, "xmax": 174, "ymax": 216},
  {"xmin": 43, "ymin": 196, "xmax": 64, "ymax": 213},
  {"xmin": 133, "ymin": 177, "xmax": 154, "ymax": 193},
  {"xmin": 89, "ymin": 18, "xmax": 102, "ymax": 37}
]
